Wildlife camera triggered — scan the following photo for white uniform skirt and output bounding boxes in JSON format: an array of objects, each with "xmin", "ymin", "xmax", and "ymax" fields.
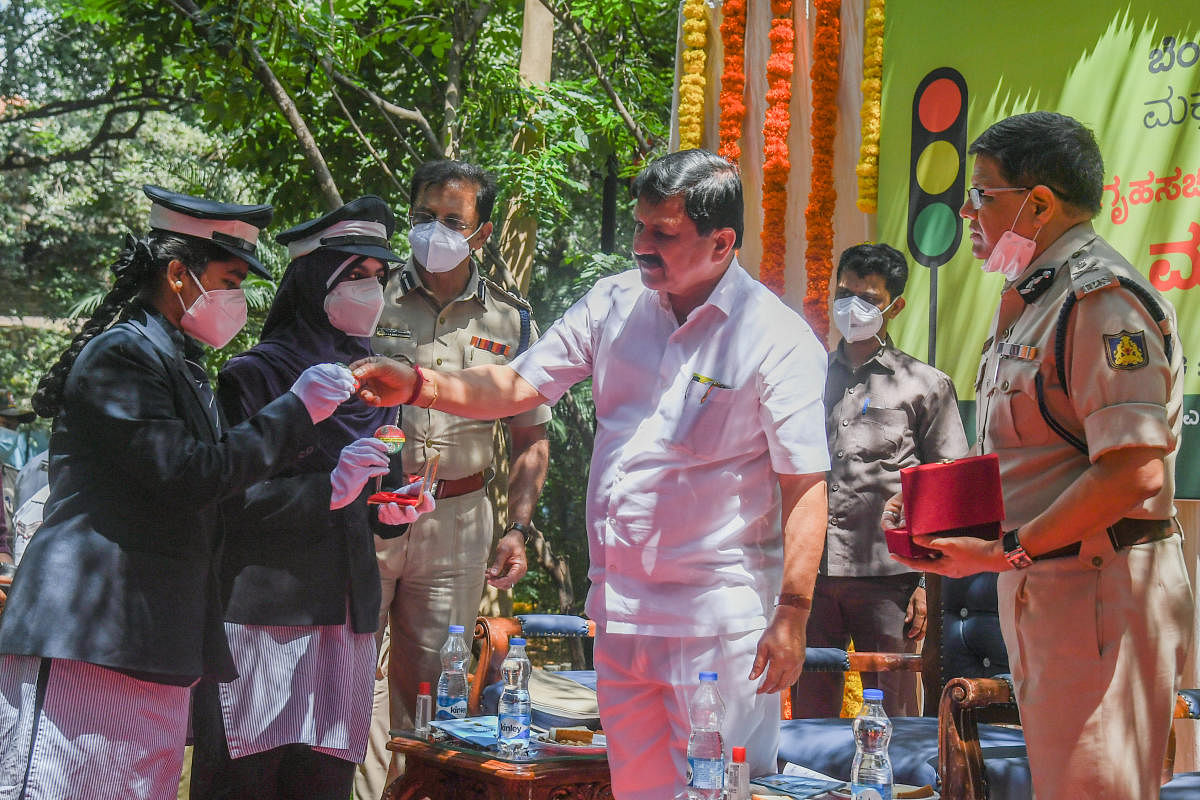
[{"xmin": 0, "ymin": 655, "xmax": 190, "ymax": 800}]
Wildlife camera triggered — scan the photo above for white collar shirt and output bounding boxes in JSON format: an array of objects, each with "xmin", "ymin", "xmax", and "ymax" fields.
[{"xmin": 510, "ymin": 261, "xmax": 829, "ymax": 636}]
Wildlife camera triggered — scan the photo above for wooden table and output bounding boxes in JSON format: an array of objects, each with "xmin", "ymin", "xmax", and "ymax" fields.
[{"xmin": 382, "ymin": 731, "xmax": 613, "ymax": 800}]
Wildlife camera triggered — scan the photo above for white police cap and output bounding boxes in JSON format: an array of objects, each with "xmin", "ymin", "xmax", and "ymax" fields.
[{"xmin": 143, "ymin": 185, "xmax": 274, "ymax": 278}]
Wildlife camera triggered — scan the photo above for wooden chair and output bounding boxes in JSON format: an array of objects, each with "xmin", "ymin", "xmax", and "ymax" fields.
[{"xmin": 780, "ymin": 574, "xmax": 1030, "ymax": 800}]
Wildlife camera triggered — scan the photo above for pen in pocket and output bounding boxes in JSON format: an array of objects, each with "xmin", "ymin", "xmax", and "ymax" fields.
[
  {"xmin": 862, "ymin": 397, "xmax": 870, "ymax": 415},
  {"xmin": 690, "ymin": 373, "xmax": 731, "ymax": 404}
]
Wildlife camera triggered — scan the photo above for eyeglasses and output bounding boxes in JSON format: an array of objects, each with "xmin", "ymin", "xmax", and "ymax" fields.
[
  {"xmin": 409, "ymin": 211, "xmax": 476, "ymax": 234},
  {"xmin": 966, "ymin": 186, "xmax": 1030, "ymax": 211}
]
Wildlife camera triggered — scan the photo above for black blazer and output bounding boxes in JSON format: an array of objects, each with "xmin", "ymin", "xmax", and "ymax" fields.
[
  {"xmin": 0, "ymin": 305, "xmax": 314, "ymax": 682},
  {"xmin": 213, "ymin": 376, "xmax": 403, "ymax": 634}
]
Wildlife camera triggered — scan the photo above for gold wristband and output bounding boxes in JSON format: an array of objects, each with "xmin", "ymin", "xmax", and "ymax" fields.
[{"xmin": 776, "ymin": 593, "xmax": 813, "ymax": 611}]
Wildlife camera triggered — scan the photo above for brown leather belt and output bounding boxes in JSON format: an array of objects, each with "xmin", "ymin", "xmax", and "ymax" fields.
[
  {"xmin": 1039, "ymin": 517, "xmax": 1175, "ymax": 560},
  {"xmin": 428, "ymin": 471, "xmax": 487, "ymax": 500}
]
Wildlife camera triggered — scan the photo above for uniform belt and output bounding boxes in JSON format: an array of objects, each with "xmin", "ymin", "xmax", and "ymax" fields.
[
  {"xmin": 1038, "ymin": 517, "xmax": 1175, "ymax": 561},
  {"xmin": 429, "ymin": 471, "xmax": 487, "ymax": 500}
]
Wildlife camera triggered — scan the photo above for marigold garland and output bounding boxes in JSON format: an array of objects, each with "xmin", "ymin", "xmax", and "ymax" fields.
[
  {"xmin": 758, "ymin": 0, "xmax": 794, "ymax": 297},
  {"xmin": 678, "ymin": 0, "xmax": 708, "ymax": 150},
  {"xmin": 717, "ymin": 0, "xmax": 747, "ymax": 162},
  {"xmin": 856, "ymin": 0, "xmax": 885, "ymax": 213},
  {"xmin": 804, "ymin": 0, "xmax": 840, "ymax": 341}
]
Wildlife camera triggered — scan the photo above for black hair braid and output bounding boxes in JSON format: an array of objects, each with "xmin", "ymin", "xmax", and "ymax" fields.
[{"xmin": 32, "ymin": 234, "xmax": 156, "ymax": 418}]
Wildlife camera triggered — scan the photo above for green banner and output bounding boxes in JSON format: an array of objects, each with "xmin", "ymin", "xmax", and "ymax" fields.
[{"xmin": 878, "ymin": 2, "xmax": 1200, "ymax": 497}]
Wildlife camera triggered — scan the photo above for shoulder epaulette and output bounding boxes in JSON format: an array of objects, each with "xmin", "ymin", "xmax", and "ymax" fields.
[
  {"xmin": 1067, "ymin": 241, "xmax": 1119, "ymax": 300},
  {"xmin": 480, "ymin": 275, "xmax": 532, "ymax": 310}
]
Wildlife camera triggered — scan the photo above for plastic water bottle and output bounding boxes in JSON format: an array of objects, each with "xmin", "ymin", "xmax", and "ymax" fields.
[
  {"xmin": 496, "ymin": 636, "xmax": 532, "ymax": 757},
  {"xmin": 414, "ymin": 681, "xmax": 433, "ymax": 740},
  {"xmin": 435, "ymin": 624, "xmax": 469, "ymax": 720},
  {"xmin": 686, "ymin": 671, "xmax": 725, "ymax": 799},
  {"xmin": 850, "ymin": 688, "xmax": 894, "ymax": 800}
]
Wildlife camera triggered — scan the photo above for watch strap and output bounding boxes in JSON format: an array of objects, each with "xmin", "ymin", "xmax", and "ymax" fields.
[
  {"xmin": 1002, "ymin": 528, "xmax": 1034, "ymax": 569},
  {"xmin": 506, "ymin": 521, "xmax": 535, "ymax": 545}
]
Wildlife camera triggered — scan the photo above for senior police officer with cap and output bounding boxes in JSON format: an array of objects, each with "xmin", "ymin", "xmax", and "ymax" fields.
[
  {"xmin": 356, "ymin": 160, "xmax": 550, "ymax": 795},
  {"xmin": 890, "ymin": 111, "xmax": 1193, "ymax": 799}
]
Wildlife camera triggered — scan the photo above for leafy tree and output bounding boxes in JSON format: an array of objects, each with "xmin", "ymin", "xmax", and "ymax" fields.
[{"xmin": 1, "ymin": 0, "xmax": 680, "ymax": 611}]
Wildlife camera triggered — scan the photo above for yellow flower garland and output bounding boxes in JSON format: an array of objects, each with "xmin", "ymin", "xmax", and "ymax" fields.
[
  {"xmin": 855, "ymin": 0, "xmax": 885, "ymax": 213},
  {"xmin": 678, "ymin": 0, "xmax": 708, "ymax": 150}
]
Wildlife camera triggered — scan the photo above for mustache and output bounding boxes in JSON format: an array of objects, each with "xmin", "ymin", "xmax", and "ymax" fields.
[{"xmin": 634, "ymin": 253, "xmax": 663, "ymax": 269}]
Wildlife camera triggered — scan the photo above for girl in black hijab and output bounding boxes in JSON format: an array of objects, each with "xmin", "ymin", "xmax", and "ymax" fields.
[{"xmin": 192, "ymin": 197, "xmax": 433, "ymax": 800}]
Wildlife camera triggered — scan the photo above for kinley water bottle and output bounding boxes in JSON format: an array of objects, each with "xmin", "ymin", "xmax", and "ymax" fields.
[
  {"xmin": 435, "ymin": 624, "xmax": 469, "ymax": 720},
  {"xmin": 496, "ymin": 636, "xmax": 532, "ymax": 757},
  {"xmin": 850, "ymin": 688, "xmax": 894, "ymax": 800},
  {"xmin": 686, "ymin": 671, "xmax": 725, "ymax": 800}
]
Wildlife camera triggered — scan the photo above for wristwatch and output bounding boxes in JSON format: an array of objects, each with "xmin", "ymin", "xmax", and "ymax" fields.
[
  {"xmin": 505, "ymin": 521, "xmax": 535, "ymax": 545},
  {"xmin": 1002, "ymin": 528, "xmax": 1034, "ymax": 569}
]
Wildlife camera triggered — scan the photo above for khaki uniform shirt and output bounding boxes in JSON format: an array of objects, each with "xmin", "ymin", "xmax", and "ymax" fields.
[
  {"xmin": 975, "ymin": 222, "xmax": 1182, "ymax": 531},
  {"xmin": 824, "ymin": 338, "xmax": 968, "ymax": 576},
  {"xmin": 371, "ymin": 259, "xmax": 552, "ymax": 480}
]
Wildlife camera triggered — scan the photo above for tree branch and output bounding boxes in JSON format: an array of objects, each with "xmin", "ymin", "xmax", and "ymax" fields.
[
  {"xmin": 322, "ymin": 58, "xmax": 442, "ymax": 157},
  {"xmin": 166, "ymin": 0, "xmax": 343, "ymax": 209},
  {"xmin": 325, "ymin": 72, "xmax": 404, "ymax": 193},
  {"xmin": 442, "ymin": 0, "xmax": 493, "ymax": 157},
  {"xmin": 0, "ymin": 102, "xmax": 164, "ymax": 170},
  {"xmin": 537, "ymin": 0, "xmax": 653, "ymax": 157}
]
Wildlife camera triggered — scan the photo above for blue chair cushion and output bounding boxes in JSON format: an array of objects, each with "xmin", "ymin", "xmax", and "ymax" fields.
[
  {"xmin": 1163, "ymin": 772, "xmax": 1200, "ymax": 798},
  {"xmin": 778, "ymin": 717, "xmax": 1032, "ymax": 800},
  {"xmin": 482, "ymin": 670, "xmax": 601, "ymax": 730}
]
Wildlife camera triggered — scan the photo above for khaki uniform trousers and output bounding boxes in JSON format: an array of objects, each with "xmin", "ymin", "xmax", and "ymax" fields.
[
  {"xmin": 353, "ymin": 490, "xmax": 493, "ymax": 799},
  {"xmin": 998, "ymin": 535, "xmax": 1193, "ymax": 799}
]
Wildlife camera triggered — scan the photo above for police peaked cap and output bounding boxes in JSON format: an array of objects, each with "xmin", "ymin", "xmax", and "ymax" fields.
[
  {"xmin": 0, "ymin": 390, "xmax": 35, "ymax": 423},
  {"xmin": 142, "ymin": 185, "xmax": 274, "ymax": 278},
  {"xmin": 274, "ymin": 196, "xmax": 403, "ymax": 264}
]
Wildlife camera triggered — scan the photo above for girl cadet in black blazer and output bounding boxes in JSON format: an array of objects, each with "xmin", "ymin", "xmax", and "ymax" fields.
[{"xmin": 0, "ymin": 186, "xmax": 358, "ymax": 800}]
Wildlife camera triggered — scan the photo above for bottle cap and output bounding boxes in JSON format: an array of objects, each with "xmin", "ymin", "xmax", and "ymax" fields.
[
  {"xmin": 418, "ymin": 681, "xmax": 431, "ymax": 695},
  {"xmin": 510, "ymin": 637, "xmax": 526, "ymax": 646},
  {"xmin": 732, "ymin": 746, "xmax": 746, "ymax": 762},
  {"xmin": 699, "ymin": 671, "xmax": 718, "ymax": 681},
  {"xmin": 862, "ymin": 688, "xmax": 884, "ymax": 701},
  {"xmin": 449, "ymin": 624, "xmax": 465, "ymax": 633}
]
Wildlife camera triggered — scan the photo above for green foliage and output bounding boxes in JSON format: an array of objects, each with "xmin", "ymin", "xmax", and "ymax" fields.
[{"xmin": 2, "ymin": 0, "xmax": 679, "ymax": 614}]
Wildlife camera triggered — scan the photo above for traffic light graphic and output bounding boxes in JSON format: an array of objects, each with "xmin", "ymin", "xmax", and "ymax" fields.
[{"xmin": 907, "ymin": 68, "xmax": 968, "ymax": 268}]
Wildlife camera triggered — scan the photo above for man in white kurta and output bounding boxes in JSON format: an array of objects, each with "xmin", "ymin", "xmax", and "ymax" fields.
[{"xmin": 352, "ymin": 149, "xmax": 830, "ymax": 798}]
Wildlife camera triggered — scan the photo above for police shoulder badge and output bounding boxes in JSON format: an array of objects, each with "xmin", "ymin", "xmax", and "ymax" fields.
[{"xmin": 1103, "ymin": 329, "xmax": 1148, "ymax": 370}]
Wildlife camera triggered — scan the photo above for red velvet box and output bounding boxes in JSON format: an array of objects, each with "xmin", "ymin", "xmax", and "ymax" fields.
[{"xmin": 883, "ymin": 453, "xmax": 1005, "ymax": 559}]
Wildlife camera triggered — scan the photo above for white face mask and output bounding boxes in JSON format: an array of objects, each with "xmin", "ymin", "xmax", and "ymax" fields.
[
  {"xmin": 324, "ymin": 276, "xmax": 385, "ymax": 337},
  {"xmin": 408, "ymin": 220, "xmax": 480, "ymax": 273},
  {"xmin": 178, "ymin": 270, "xmax": 247, "ymax": 348},
  {"xmin": 981, "ymin": 192, "xmax": 1039, "ymax": 281},
  {"xmin": 832, "ymin": 295, "xmax": 897, "ymax": 344}
]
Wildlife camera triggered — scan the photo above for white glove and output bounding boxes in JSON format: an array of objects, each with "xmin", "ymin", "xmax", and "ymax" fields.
[
  {"xmin": 377, "ymin": 480, "xmax": 437, "ymax": 525},
  {"xmin": 291, "ymin": 364, "xmax": 357, "ymax": 423},
  {"xmin": 330, "ymin": 437, "xmax": 390, "ymax": 509}
]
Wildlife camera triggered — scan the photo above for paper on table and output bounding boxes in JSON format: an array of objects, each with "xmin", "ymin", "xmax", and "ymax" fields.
[{"xmin": 782, "ymin": 763, "xmax": 843, "ymax": 782}]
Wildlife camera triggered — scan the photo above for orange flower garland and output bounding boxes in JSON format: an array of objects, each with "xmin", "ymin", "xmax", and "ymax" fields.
[
  {"xmin": 758, "ymin": 0, "xmax": 794, "ymax": 297},
  {"xmin": 804, "ymin": 0, "xmax": 840, "ymax": 341},
  {"xmin": 717, "ymin": 0, "xmax": 747, "ymax": 162},
  {"xmin": 856, "ymin": 0, "xmax": 884, "ymax": 213},
  {"xmin": 678, "ymin": 0, "xmax": 708, "ymax": 150}
]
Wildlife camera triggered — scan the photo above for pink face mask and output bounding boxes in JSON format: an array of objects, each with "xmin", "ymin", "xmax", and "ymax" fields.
[
  {"xmin": 178, "ymin": 270, "xmax": 248, "ymax": 348},
  {"xmin": 981, "ymin": 192, "xmax": 1039, "ymax": 281}
]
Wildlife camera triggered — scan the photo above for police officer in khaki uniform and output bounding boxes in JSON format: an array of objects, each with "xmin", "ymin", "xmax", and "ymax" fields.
[
  {"xmin": 355, "ymin": 160, "xmax": 551, "ymax": 796},
  {"xmin": 891, "ymin": 112, "xmax": 1193, "ymax": 800}
]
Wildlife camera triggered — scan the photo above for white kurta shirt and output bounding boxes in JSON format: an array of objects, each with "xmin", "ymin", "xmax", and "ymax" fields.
[{"xmin": 511, "ymin": 262, "xmax": 829, "ymax": 637}]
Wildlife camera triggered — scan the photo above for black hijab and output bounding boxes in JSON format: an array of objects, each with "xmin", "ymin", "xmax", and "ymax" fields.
[{"xmin": 219, "ymin": 249, "xmax": 394, "ymax": 471}]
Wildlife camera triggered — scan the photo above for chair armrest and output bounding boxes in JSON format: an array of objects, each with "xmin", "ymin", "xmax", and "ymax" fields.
[
  {"xmin": 937, "ymin": 676, "xmax": 1015, "ymax": 800},
  {"xmin": 469, "ymin": 616, "xmax": 522, "ymax": 716}
]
